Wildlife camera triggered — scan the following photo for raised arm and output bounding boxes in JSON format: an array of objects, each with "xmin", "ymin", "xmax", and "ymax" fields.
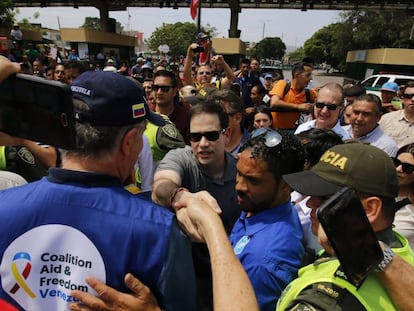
[
  {"xmin": 211, "ymin": 55, "xmax": 235, "ymax": 87},
  {"xmin": 182, "ymin": 43, "xmax": 198, "ymax": 86}
]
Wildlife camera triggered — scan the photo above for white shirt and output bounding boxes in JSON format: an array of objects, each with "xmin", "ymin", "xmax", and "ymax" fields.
[
  {"xmin": 343, "ymin": 124, "xmax": 398, "ymax": 157},
  {"xmin": 295, "ymin": 119, "xmax": 351, "ymax": 140}
]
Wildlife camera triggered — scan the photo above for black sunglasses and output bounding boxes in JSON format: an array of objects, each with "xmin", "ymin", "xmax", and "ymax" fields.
[
  {"xmin": 189, "ymin": 129, "xmax": 225, "ymax": 142},
  {"xmin": 250, "ymin": 128, "xmax": 282, "ymax": 148},
  {"xmin": 392, "ymin": 157, "xmax": 414, "ymax": 174},
  {"xmin": 315, "ymin": 102, "xmax": 339, "ymax": 110},
  {"xmin": 153, "ymin": 84, "xmax": 173, "ymax": 92},
  {"xmin": 401, "ymin": 93, "xmax": 414, "ymax": 99}
]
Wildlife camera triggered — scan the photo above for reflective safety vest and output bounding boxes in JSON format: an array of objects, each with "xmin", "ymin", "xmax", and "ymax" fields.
[
  {"xmin": 144, "ymin": 114, "xmax": 185, "ymax": 163},
  {"xmin": 276, "ymin": 231, "xmax": 414, "ymax": 311},
  {"xmin": 0, "ymin": 145, "xmax": 47, "ymax": 182},
  {"xmin": 0, "ymin": 146, "xmax": 6, "ymax": 170}
]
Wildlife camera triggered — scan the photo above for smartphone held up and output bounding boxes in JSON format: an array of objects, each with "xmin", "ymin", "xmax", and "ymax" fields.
[
  {"xmin": 0, "ymin": 74, "xmax": 76, "ymax": 149},
  {"xmin": 317, "ymin": 187, "xmax": 384, "ymax": 286}
]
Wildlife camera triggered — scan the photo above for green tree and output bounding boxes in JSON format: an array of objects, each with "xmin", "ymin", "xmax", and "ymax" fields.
[
  {"xmin": 286, "ymin": 47, "xmax": 306, "ymax": 64},
  {"xmin": 146, "ymin": 22, "xmax": 212, "ymax": 56},
  {"xmin": 304, "ymin": 23, "xmax": 350, "ymax": 69},
  {"xmin": 304, "ymin": 10, "xmax": 414, "ymax": 70},
  {"xmin": 251, "ymin": 37, "xmax": 286, "ymax": 61},
  {"xmin": 340, "ymin": 10, "xmax": 412, "ymax": 49},
  {"xmin": 82, "ymin": 17, "xmax": 101, "ymax": 30},
  {"xmin": 18, "ymin": 12, "xmax": 41, "ymax": 31},
  {"xmin": 0, "ymin": 0, "xmax": 15, "ymax": 28},
  {"xmin": 81, "ymin": 17, "xmax": 124, "ymax": 33}
]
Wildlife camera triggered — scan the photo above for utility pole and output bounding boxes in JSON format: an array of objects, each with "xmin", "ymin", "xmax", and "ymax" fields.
[{"xmin": 197, "ymin": 0, "xmax": 202, "ymax": 34}]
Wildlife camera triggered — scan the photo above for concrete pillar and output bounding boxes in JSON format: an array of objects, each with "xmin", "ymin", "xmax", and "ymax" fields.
[{"xmin": 228, "ymin": 0, "xmax": 241, "ymax": 38}]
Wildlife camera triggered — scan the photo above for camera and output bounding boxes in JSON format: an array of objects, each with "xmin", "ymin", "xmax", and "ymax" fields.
[
  {"xmin": 192, "ymin": 45, "xmax": 205, "ymax": 53},
  {"xmin": 169, "ymin": 64, "xmax": 179, "ymax": 71}
]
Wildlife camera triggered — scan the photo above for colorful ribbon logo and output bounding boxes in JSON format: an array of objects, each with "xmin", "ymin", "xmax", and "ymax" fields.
[{"xmin": 9, "ymin": 252, "xmax": 36, "ymax": 298}]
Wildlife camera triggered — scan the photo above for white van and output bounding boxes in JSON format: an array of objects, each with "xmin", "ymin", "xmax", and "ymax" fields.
[{"xmin": 361, "ymin": 74, "xmax": 414, "ymax": 97}]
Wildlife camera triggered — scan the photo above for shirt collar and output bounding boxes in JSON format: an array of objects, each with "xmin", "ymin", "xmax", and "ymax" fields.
[
  {"xmin": 352, "ymin": 124, "xmax": 380, "ymax": 140},
  {"xmin": 376, "ymin": 226, "xmax": 402, "ymax": 248},
  {"xmin": 47, "ymin": 168, "xmax": 123, "ymax": 187},
  {"xmin": 239, "ymin": 201, "xmax": 293, "ymax": 236}
]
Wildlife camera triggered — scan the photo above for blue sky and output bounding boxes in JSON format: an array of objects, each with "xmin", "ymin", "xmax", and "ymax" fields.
[{"xmin": 16, "ymin": 6, "xmax": 341, "ymax": 47}]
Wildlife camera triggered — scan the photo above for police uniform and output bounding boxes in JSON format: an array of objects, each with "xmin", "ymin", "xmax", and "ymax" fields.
[
  {"xmin": 281, "ymin": 144, "xmax": 412, "ymax": 311},
  {"xmin": 277, "ymin": 231, "xmax": 414, "ymax": 310}
]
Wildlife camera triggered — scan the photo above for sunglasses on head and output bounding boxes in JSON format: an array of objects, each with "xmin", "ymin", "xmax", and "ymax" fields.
[
  {"xmin": 392, "ymin": 157, "xmax": 414, "ymax": 174},
  {"xmin": 250, "ymin": 128, "xmax": 282, "ymax": 148},
  {"xmin": 315, "ymin": 102, "xmax": 339, "ymax": 110},
  {"xmin": 153, "ymin": 84, "xmax": 172, "ymax": 92},
  {"xmin": 189, "ymin": 129, "xmax": 225, "ymax": 142},
  {"xmin": 401, "ymin": 93, "xmax": 414, "ymax": 99}
]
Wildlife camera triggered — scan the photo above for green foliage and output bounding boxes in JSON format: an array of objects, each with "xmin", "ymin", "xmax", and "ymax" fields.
[
  {"xmin": 251, "ymin": 37, "xmax": 286, "ymax": 61},
  {"xmin": 82, "ymin": 17, "xmax": 101, "ymax": 30},
  {"xmin": 0, "ymin": 0, "xmax": 15, "ymax": 27},
  {"xmin": 341, "ymin": 10, "xmax": 412, "ymax": 49},
  {"xmin": 18, "ymin": 12, "xmax": 41, "ymax": 31},
  {"xmin": 81, "ymin": 17, "xmax": 124, "ymax": 33},
  {"xmin": 304, "ymin": 10, "xmax": 414, "ymax": 70},
  {"xmin": 287, "ymin": 47, "xmax": 306, "ymax": 64},
  {"xmin": 304, "ymin": 23, "xmax": 348, "ymax": 69},
  {"xmin": 146, "ymin": 22, "xmax": 211, "ymax": 56}
]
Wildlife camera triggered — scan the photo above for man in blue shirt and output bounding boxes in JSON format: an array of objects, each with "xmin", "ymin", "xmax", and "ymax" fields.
[
  {"xmin": 233, "ymin": 58, "xmax": 261, "ymax": 108},
  {"xmin": 65, "ymin": 127, "xmax": 307, "ymax": 311},
  {"xmin": 229, "ymin": 128, "xmax": 306, "ymax": 311},
  {"xmin": 0, "ymin": 70, "xmax": 196, "ymax": 311}
]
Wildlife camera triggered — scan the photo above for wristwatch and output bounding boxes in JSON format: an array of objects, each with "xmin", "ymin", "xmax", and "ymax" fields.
[{"xmin": 377, "ymin": 242, "xmax": 395, "ymax": 272}]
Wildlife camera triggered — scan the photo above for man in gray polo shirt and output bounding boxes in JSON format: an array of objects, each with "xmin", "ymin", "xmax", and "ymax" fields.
[{"xmin": 152, "ymin": 100, "xmax": 239, "ymax": 311}]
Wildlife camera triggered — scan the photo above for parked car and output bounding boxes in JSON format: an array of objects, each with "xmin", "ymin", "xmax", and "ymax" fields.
[{"xmin": 361, "ymin": 73, "xmax": 414, "ymax": 97}]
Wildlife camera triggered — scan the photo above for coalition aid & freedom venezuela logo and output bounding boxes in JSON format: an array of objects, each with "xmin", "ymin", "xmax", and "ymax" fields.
[
  {"xmin": 9, "ymin": 252, "xmax": 36, "ymax": 298},
  {"xmin": 0, "ymin": 224, "xmax": 105, "ymax": 310}
]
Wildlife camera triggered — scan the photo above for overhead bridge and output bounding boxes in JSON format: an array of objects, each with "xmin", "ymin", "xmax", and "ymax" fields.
[
  {"xmin": 12, "ymin": 1, "xmax": 414, "ymax": 37},
  {"xmin": 12, "ymin": 0, "xmax": 414, "ymax": 11}
]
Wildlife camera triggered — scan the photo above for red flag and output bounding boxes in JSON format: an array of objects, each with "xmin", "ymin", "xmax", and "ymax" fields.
[{"xmin": 191, "ymin": 0, "xmax": 198, "ymax": 20}]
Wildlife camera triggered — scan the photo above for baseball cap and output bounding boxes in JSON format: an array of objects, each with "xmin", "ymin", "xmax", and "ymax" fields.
[
  {"xmin": 283, "ymin": 143, "xmax": 398, "ymax": 199},
  {"xmin": 264, "ymin": 74, "xmax": 273, "ymax": 79},
  {"xmin": 140, "ymin": 63, "xmax": 153, "ymax": 71},
  {"xmin": 380, "ymin": 82, "xmax": 398, "ymax": 93},
  {"xmin": 70, "ymin": 71, "xmax": 165, "ymax": 127},
  {"xmin": 103, "ymin": 66, "xmax": 117, "ymax": 72},
  {"xmin": 180, "ymin": 85, "xmax": 198, "ymax": 98},
  {"xmin": 197, "ymin": 32, "xmax": 208, "ymax": 39},
  {"xmin": 196, "ymin": 86, "xmax": 217, "ymax": 100}
]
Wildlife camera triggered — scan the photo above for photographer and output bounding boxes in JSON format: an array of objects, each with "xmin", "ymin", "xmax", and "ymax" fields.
[
  {"xmin": 196, "ymin": 32, "xmax": 212, "ymax": 65},
  {"xmin": 183, "ymin": 43, "xmax": 234, "ymax": 90}
]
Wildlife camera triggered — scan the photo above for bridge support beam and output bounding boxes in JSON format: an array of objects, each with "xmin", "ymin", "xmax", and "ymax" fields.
[{"xmin": 228, "ymin": 0, "xmax": 241, "ymax": 38}]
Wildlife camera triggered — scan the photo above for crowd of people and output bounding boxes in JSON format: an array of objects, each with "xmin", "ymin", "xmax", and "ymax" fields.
[{"xmin": 0, "ymin": 32, "xmax": 414, "ymax": 311}]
